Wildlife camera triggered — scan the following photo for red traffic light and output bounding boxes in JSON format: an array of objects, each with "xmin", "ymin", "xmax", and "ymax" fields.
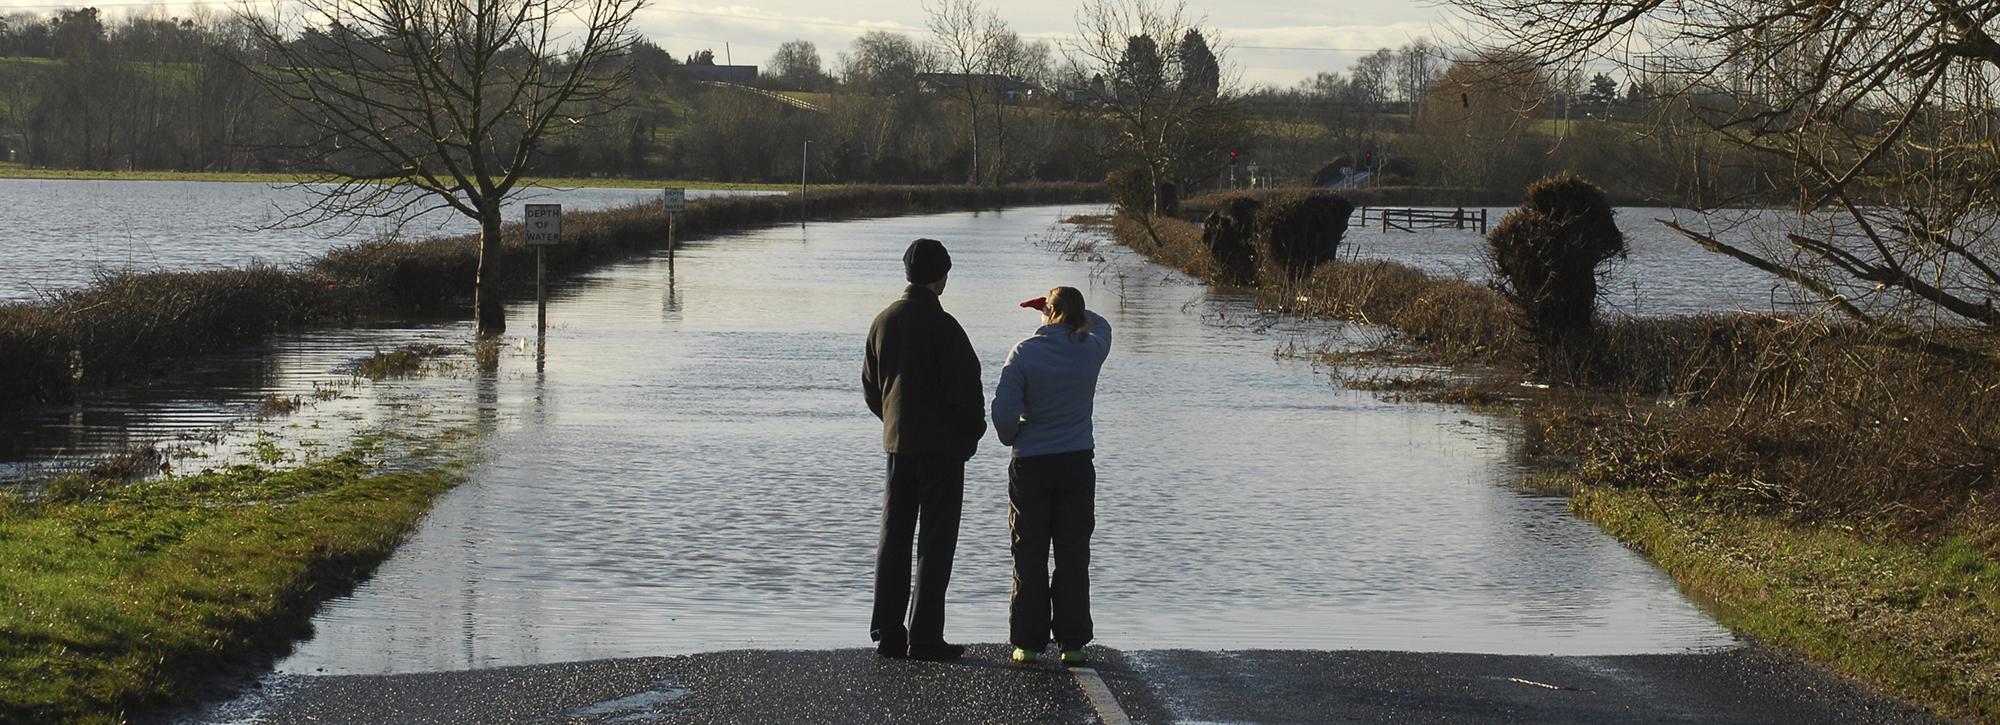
[{"xmin": 1230, "ymin": 150, "xmax": 1237, "ymax": 158}]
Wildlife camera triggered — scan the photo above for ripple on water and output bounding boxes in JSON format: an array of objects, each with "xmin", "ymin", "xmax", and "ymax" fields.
[{"xmin": 7, "ymin": 204, "xmax": 1737, "ymax": 675}]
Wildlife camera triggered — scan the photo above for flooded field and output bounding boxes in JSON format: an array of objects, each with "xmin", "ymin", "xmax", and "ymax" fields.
[
  {"xmin": 8, "ymin": 203, "xmax": 1735, "ymax": 674},
  {"xmin": 1341, "ymin": 206, "xmax": 1799, "ymax": 318},
  {"xmin": 0, "ymin": 178, "xmax": 774, "ymax": 301}
]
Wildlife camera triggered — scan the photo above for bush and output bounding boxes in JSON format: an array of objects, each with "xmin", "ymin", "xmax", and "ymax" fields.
[
  {"xmin": 1487, "ymin": 173, "xmax": 1625, "ymax": 366},
  {"xmin": 1105, "ymin": 168, "xmax": 1153, "ymax": 217},
  {"xmin": 1255, "ymin": 192, "xmax": 1355, "ymax": 282},
  {"xmin": 1200, "ymin": 196, "xmax": 1261, "ymax": 285}
]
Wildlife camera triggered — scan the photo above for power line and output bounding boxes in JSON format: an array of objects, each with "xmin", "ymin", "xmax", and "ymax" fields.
[{"xmin": 0, "ymin": 1, "xmax": 1441, "ymax": 55}]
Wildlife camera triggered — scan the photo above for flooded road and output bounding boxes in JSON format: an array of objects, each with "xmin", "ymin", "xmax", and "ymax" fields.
[{"xmin": 184, "ymin": 204, "xmax": 1733, "ymax": 674}]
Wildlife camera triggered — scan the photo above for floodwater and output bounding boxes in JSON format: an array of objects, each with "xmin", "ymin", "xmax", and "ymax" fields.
[
  {"xmin": 5, "ymin": 203, "xmax": 1739, "ymax": 677},
  {"xmin": 1342, "ymin": 206, "xmax": 1802, "ymax": 318},
  {"xmin": 0, "ymin": 178, "xmax": 774, "ymax": 301}
]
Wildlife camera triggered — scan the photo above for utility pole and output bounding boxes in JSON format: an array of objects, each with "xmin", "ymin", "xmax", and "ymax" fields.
[{"xmin": 801, "ymin": 140, "xmax": 812, "ymax": 223}]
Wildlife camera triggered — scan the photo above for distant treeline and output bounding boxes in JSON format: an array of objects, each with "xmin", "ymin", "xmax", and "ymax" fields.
[{"xmin": 0, "ymin": 6, "xmax": 1776, "ymax": 202}]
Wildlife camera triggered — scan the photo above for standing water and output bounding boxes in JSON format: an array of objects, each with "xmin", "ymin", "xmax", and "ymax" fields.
[
  {"xmin": 196, "ymin": 204, "xmax": 1737, "ymax": 675},
  {"xmin": 0, "ymin": 179, "xmax": 776, "ymax": 301}
]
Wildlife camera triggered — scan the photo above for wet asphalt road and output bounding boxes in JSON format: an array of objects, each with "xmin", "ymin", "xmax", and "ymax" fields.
[{"xmin": 183, "ymin": 644, "xmax": 1952, "ymax": 724}]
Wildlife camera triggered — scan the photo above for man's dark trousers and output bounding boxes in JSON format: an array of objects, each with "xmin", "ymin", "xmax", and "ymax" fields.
[
  {"xmin": 1008, "ymin": 450, "xmax": 1095, "ymax": 651},
  {"xmin": 872, "ymin": 453, "xmax": 965, "ymax": 647}
]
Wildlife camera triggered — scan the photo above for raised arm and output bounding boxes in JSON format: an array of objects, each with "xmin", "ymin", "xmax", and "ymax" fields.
[{"xmin": 1087, "ymin": 310, "xmax": 1112, "ymax": 355}]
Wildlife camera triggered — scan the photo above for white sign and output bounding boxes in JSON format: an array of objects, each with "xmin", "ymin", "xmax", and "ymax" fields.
[
  {"xmin": 524, "ymin": 204, "xmax": 562, "ymax": 246},
  {"xmin": 663, "ymin": 188, "xmax": 686, "ymax": 212}
]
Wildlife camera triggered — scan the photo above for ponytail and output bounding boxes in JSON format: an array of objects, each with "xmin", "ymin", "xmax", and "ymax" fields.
[{"xmin": 1046, "ymin": 286, "xmax": 1091, "ymax": 334}]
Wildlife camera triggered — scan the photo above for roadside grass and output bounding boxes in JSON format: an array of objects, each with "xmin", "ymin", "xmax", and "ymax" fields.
[
  {"xmin": 0, "ymin": 440, "xmax": 464, "ymax": 723},
  {"xmin": 1575, "ymin": 485, "xmax": 2000, "ymax": 721}
]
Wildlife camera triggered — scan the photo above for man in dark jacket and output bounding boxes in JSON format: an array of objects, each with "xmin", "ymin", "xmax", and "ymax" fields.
[{"xmin": 862, "ymin": 238, "xmax": 986, "ymax": 661}]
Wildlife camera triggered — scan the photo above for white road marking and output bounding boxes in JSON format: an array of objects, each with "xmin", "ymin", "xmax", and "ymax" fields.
[{"xmin": 1071, "ymin": 666, "xmax": 1134, "ymax": 725}]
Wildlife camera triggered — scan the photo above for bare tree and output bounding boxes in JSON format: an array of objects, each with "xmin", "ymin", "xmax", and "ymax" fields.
[
  {"xmin": 1413, "ymin": 50, "xmax": 1554, "ymax": 194},
  {"xmin": 839, "ymin": 31, "xmax": 931, "ymax": 96},
  {"xmin": 1068, "ymin": 0, "xmax": 1235, "ymax": 210},
  {"xmin": 1452, "ymin": 0, "xmax": 2000, "ymax": 331},
  {"xmin": 924, "ymin": 0, "xmax": 1007, "ymax": 185},
  {"xmin": 237, "ymin": 0, "xmax": 644, "ymax": 335}
]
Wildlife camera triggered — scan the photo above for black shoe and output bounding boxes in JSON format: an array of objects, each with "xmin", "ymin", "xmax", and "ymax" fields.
[
  {"xmin": 906, "ymin": 641, "xmax": 966, "ymax": 661},
  {"xmin": 875, "ymin": 634, "xmax": 907, "ymax": 659}
]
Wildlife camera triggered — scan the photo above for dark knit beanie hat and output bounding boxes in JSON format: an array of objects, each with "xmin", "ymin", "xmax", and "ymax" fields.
[{"xmin": 904, "ymin": 238, "xmax": 952, "ymax": 284}]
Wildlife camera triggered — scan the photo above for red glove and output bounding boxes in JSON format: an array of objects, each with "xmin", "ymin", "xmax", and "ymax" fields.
[{"xmin": 1019, "ymin": 296, "xmax": 1047, "ymax": 311}]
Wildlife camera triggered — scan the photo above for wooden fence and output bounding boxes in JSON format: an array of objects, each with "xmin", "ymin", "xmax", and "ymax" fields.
[{"xmin": 1356, "ymin": 207, "xmax": 1490, "ymax": 234}]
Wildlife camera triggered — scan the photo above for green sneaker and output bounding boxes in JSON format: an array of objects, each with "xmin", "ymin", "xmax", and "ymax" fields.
[
  {"xmin": 1011, "ymin": 647, "xmax": 1041, "ymax": 664},
  {"xmin": 1060, "ymin": 649, "xmax": 1087, "ymax": 667}
]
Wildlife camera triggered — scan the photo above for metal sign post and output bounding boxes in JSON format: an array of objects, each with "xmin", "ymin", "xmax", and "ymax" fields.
[
  {"xmin": 524, "ymin": 204, "xmax": 562, "ymax": 335},
  {"xmin": 663, "ymin": 188, "xmax": 686, "ymax": 257}
]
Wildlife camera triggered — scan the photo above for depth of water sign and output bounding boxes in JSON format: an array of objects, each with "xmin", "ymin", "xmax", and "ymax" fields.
[{"xmin": 525, "ymin": 204, "xmax": 562, "ymax": 246}]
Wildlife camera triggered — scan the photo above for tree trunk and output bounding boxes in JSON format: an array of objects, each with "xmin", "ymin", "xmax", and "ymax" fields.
[
  {"xmin": 969, "ymin": 108, "xmax": 981, "ymax": 186},
  {"xmin": 475, "ymin": 202, "xmax": 507, "ymax": 337}
]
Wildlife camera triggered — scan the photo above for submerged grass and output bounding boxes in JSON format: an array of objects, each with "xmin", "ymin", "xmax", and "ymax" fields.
[
  {"xmin": 353, "ymin": 343, "xmax": 453, "ymax": 381},
  {"xmin": 0, "ymin": 440, "xmax": 463, "ymax": 723}
]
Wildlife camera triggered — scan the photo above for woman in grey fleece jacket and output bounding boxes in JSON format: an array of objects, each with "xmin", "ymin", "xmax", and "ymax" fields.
[{"xmin": 992, "ymin": 286, "xmax": 1111, "ymax": 666}]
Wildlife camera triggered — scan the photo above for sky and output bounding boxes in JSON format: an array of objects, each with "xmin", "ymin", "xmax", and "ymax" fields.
[{"xmin": 0, "ymin": 0, "xmax": 1466, "ymax": 87}]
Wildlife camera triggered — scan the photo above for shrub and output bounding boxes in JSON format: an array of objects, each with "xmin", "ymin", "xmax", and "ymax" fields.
[
  {"xmin": 1255, "ymin": 192, "xmax": 1355, "ymax": 283},
  {"xmin": 1200, "ymin": 196, "xmax": 1261, "ymax": 285},
  {"xmin": 1105, "ymin": 168, "xmax": 1153, "ymax": 217},
  {"xmin": 1487, "ymin": 173, "xmax": 1625, "ymax": 367}
]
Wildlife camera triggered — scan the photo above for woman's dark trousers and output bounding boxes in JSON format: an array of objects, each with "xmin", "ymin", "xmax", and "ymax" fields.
[
  {"xmin": 1008, "ymin": 450, "xmax": 1095, "ymax": 652},
  {"xmin": 872, "ymin": 454, "xmax": 965, "ymax": 648}
]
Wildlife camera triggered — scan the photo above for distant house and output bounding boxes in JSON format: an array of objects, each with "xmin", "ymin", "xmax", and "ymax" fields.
[
  {"xmin": 917, "ymin": 73, "xmax": 1041, "ymax": 103},
  {"xmin": 682, "ymin": 64, "xmax": 758, "ymax": 84}
]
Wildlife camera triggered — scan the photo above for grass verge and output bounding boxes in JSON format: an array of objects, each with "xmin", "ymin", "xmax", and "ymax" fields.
[
  {"xmin": 0, "ymin": 439, "xmax": 465, "ymax": 723},
  {"xmin": 1575, "ymin": 485, "xmax": 2000, "ymax": 721}
]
